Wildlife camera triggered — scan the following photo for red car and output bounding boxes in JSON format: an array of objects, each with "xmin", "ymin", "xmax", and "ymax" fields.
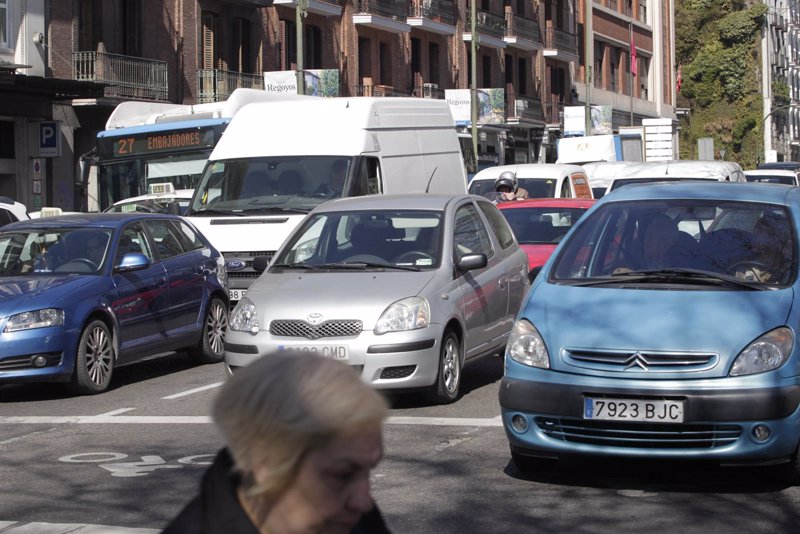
[{"xmin": 498, "ymin": 198, "xmax": 596, "ymax": 281}]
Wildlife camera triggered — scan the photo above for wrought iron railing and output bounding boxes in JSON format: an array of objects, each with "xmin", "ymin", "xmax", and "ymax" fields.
[
  {"xmin": 356, "ymin": 0, "xmax": 408, "ymax": 20},
  {"xmin": 355, "ymin": 84, "xmax": 413, "ymax": 97},
  {"xmin": 472, "ymin": 9, "xmax": 506, "ymax": 38},
  {"xmin": 72, "ymin": 51, "xmax": 168, "ymax": 101},
  {"xmin": 544, "ymin": 96, "xmax": 563, "ymax": 125},
  {"xmin": 545, "ymin": 27, "xmax": 578, "ymax": 54},
  {"xmin": 409, "ymin": 0, "xmax": 456, "ymax": 26},
  {"xmin": 507, "ymin": 94, "xmax": 545, "ymax": 123},
  {"xmin": 412, "ymin": 84, "xmax": 445, "ymax": 99},
  {"xmin": 505, "ymin": 10, "xmax": 541, "ymax": 44},
  {"xmin": 197, "ymin": 69, "xmax": 264, "ymax": 103}
]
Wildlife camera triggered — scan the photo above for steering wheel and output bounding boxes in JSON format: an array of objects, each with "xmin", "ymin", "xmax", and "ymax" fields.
[
  {"xmin": 729, "ymin": 260, "xmax": 772, "ymax": 282},
  {"xmin": 394, "ymin": 251, "xmax": 434, "ymax": 264},
  {"xmin": 54, "ymin": 258, "xmax": 98, "ymax": 273}
]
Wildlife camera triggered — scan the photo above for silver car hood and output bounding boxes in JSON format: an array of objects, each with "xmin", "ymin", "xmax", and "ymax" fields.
[{"xmin": 247, "ymin": 270, "xmax": 438, "ymax": 328}]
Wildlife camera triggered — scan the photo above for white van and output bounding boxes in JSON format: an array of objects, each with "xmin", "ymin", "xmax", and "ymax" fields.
[
  {"xmin": 604, "ymin": 160, "xmax": 747, "ymax": 196},
  {"xmin": 185, "ymin": 96, "xmax": 467, "ymax": 302},
  {"xmin": 467, "ymin": 164, "xmax": 593, "ymax": 199}
]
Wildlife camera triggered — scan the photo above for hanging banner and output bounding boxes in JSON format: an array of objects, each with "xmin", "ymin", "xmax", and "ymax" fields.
[{"xmin": 445, "ymin": 88, "xmax": 506, "ymax": 127}]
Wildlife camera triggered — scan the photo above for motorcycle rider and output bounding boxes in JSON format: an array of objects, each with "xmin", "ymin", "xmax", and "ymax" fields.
[{"xmin": 493, "ymin": 170, "xmax": 529, "ymax": 202}]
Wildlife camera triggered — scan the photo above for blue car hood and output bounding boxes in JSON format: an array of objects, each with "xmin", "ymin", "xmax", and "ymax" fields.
[
  {"xmin": 526, "ymin": 282, "xmax": 795, "ymax": 377},
  {"xmin": 0, "ymin": 276, "xmax": 95, "ymax": 316}
]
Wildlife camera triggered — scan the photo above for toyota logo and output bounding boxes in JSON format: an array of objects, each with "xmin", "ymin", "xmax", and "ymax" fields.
[
  {"xmin": 226, "ymin": 260, "xmax": 246, "ymax": 271},
  {"xmin": 307, "ymin": 313, "xmax": 324, "ymax": 325}
]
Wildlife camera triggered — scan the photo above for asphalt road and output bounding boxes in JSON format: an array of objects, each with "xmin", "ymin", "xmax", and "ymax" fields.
[{"xmin": 1, "ymin": 351, "xmax": 799, "ymax": 533}]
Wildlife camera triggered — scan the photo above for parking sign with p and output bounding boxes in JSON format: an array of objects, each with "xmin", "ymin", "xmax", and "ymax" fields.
[{"xmin": 39, "ymin": 121, "xmax": 61, "ymax": 157}]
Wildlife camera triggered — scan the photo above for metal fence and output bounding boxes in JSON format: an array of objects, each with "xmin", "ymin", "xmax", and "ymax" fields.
[
  {"xmin": 197, "ymin": 69, "xmax": 264, "ymax": 103},
  {"xmin": 72, "ymin": 51, "xmax": 168, "ymax": 101},
  {"xmin": 409, "ymin": 0, "xmax": 456, "ymax": 26},
  {"xmin": 355, "ymin": 0, "xmax": 408, "ymax": 19}
]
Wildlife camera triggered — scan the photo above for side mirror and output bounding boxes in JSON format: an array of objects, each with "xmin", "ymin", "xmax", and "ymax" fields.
[
  {"xmin": 166, "ymin": 201, "xmax": 181, "ymax": 215},
  {"xmin": 457, "ymin": 253, "xmax": 487, "ymax": 272},
  {"xmin": 115, "ymin": 253, "xmax": 151, "ymax": 273},
  {"xmin": 252, "ymin": 256, "xmax": 270, "ymax": 273}
]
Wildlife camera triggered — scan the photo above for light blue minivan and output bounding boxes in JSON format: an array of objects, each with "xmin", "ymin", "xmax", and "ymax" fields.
[{"xmin": 500, "ymin": 181, "xmax": 800, "ymax": 480}]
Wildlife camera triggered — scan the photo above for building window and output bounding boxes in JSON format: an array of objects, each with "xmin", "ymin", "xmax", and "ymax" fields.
[
  {"xmin": 122, "ymin": 0, "xmax": 141, "ymax": 57},
  {"xmin": 609, "ymin": 48, "xmax": 617, "ymax": 92},
  {"xmin": 358, "ymin": 37, "xmax": 371, "ymax": 82},
  {"xmin": 305, "ymin": 25, "xmax": 322, "ymax": 69},
  {"xmin": 505, "ymin": 53, "xmax": 513, "ymax": 85},
  {"xmin": 411, "ymin": 37, "xmax": 421, "ymax": 86},
  {"xmin": 429, "ymin": 42, "xmax": 440, "ymax": 86},
  {"xmin": 638, "ymin": 0, "xmax": 647, "ymax": 24},
  {"xmin": 639, "ymin": 56, "xmax": 649, "ymax": 99},
  {"xmin": 232, "ymin": 18, "xmax": 251, "ymax": 73},
  {"xmin": 518, "ymin": 57, "xmax": 527, "ymax": 95},
  {"xmin": 0, "ymin": 0, "xmax": 8, "ymax": 48},
  {"xmin": 482, "ymin": 54, "xmax": 491, "ymax": 87},
  {"xmin": 379, "ymin": 42, "xmax": 392, "ymax": 86},
  {"xmin": 594, "ymin": 42, "xmax": 604, "ymax": 89},
  {"xmin": 202, "ymin": 12, "xmax": 223, "ymax": 69}
]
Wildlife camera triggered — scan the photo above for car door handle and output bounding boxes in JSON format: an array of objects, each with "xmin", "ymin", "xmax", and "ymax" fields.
[{"xmin": 498, "ymin": 276, "xmax": 508, "ymax": 289}]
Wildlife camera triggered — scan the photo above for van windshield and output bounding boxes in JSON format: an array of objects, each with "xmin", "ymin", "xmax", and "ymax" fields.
[
  {"xmin": 188, "ymin": 156, "xmax": 353, "ymax": 215},
  {"xmin": 469, "ymin": 178, "xmax": 557, "ymax": 198},
  {"xmin": 551, "ymin": 199, "xmax": 796, "ymax": 288}
]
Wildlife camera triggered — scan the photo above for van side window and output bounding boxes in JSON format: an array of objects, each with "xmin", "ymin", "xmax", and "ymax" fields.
[
  {"xmin": 351, "ymin": 157, "xmax": 382, "ymax": 197},
  {"xmin": 477, "ymin": 201, "xmax": 515, "ymax": 249},
  {"xmin": 561, "ymin": 178, "xmax": 572, "ymax": 198}
]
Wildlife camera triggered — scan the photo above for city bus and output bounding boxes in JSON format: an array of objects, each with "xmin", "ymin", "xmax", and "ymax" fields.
[{"xmin": 86, "ymin": 89, "xmax": 295, "ymax": 212}]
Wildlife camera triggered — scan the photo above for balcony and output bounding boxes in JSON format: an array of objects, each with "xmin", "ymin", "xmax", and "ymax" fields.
[
  {"xmin": 355, "ymin": 84, "xmax": 412, "ymax": 97},
  {"xmin": 271, "ymin": 0, "xmax": 343, "ymax": 17},
  {"xmin": 504, "ymin": 9, "xmax": 542, "ymax": 51},
  {"xmin": 543, "ymin": 26, "xmax": 579, "ymax": 62},
  {"xmin": 543, "ymin": 96, "xmax": 563, "ymax": 125},
  {"xmin": 197, "ymin": 69, "xmax": 264, "ymax": 103},
  {"xmin": 226, "ymin": 0, "xmax": 274, "ymax": 5},
  {"xmin": 407, "ymin": 0, "xmax": 456, "ymax": 35},
  {"xmin": 463, "ymin": 9, "xmax": 507, "ymax": 49},
  {"xmin": 72, "ymin": 51, "xmax": 168, "ymax": 101},
  {"xmin": 354, "ymin": 0, "xmax": 411, "ymax": 33},
  {"xmin": 412, "ymin": 83, "xmax": 445, "ymax": 99},
  {"xmin": 505, "ymin": 92, "xmax": 545, "ymax": 125}
]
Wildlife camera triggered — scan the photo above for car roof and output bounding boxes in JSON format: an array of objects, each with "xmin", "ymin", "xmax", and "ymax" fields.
[
  {"xmin": 1, "ymin": 212, "xmax": 185, "ymax": 231},
  {"xmin": 597, "ymin": 180, "xmax": 795, "ymax": 204},
  {"xmin": 0, "ymin": 196, "xmax": 29, "ymax": 220},
  {"xmin": 497, "ymin": 198, "xmax": 596, "ymax": 210},
  {"xmin": 470, "ymin": 163, "xmax": 587, "ymax": 182},
  {"xmin": 611, "ymin": 160, "xmax": 742, "ymax": 180},
  {"xmin": 112, "ymin": 189, "xmax": 194, "ymax": 205},
  {"xmin": 311, "ymin": 193, "xmax": 473, "ymax": 213}
]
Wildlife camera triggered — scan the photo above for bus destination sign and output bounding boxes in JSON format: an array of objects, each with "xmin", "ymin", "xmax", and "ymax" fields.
[{"xmin": 99, "ymin": 127, "xmax": 219, "ymax": 161}]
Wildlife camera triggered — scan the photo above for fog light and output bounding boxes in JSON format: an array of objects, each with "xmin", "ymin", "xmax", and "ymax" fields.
[
  {"xmin": 511, "ymin": 414, "xmax": 528, "ymax": 433},
  {"xmin": 31, "ymin": 355, "xmax": 48, "ymax": 368},
  {"xmin": 752, "ymin": 424, "xmax": 771, "ymax": 442}
]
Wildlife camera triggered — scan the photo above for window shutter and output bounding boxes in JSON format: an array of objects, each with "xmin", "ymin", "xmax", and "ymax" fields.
[
  {"xmin": 278, "ymin": 20, "xmax": 287, "ymax": 71},
  {"xmin": 202, "ymin": 12, "xmax": 215, "ymax": 70}
]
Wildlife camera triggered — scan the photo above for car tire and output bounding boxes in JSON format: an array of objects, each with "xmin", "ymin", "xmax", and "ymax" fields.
[
  {"xmin": 188, "ymin": 297, "xmax": 228, "ymax": 364},
  {"xmin": 429, "ymin": 330, "xmax": 462, "ymax": 404},
  {"xmin": 70, "ymin": 319, "xmax": 114, "ymax": 395}
]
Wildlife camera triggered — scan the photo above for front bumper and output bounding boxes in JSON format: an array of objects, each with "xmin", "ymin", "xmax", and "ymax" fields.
[
  {"xmin": 224, "ymin": 324, "xmax": 444, "ymax": 390},
  {"xmin": 0, "ymin": 325, "xmax": 77, "ymax": 383},
  {"xmin": 499, "ymin": 371, "xmax": 800, "ymax": 463}
]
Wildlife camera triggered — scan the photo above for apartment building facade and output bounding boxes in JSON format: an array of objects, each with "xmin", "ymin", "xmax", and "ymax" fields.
[
  {"xmin": 26, "ymin": 0, "xmax": 675, "ymax": 211},
  {"xmin": 762, "ymin": 0, "xmax": 791, "ymax": 163}
]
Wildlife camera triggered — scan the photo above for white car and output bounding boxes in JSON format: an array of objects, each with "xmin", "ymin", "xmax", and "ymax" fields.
[
  {"xmin": 744, "ymin": 169, "xmax": 799, "ymax": 186},
  {"xmin": 0, "ymin": 197, "xmax": 29, "ymax": 227},
  {"xmin": 105, "ymin": 188, "xmax": 194, "ymax": 215}
]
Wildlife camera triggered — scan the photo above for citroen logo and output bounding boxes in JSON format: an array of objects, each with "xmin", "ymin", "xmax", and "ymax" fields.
[
  {"xmin": 624, "ymin": 352, "xmax": 649, "ymax": 371},
  {"xmin": 307, "ymin": 313, "xmax": 324, "ymax": 325}
]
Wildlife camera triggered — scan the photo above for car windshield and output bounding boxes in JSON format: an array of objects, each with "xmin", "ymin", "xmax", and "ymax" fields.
[
  {"xmin": 745, "ymin": 174, "xmax": 796, "ymax": 185},
  {"xmin": 0, "ymin": 228, "xmax": 113, "ymax": 276},
  {"xmin": 501, "ymin": 207, "xmax": 589, "ymax": 245},
  {"xmin": 469, "ymin": 178, "xmax": 557, "ymax": 198},
  {"xmin": 272, "ymin": 210, "xmax": 443, "ymax": 270},
  {"xmin": 551, "ymin": 199, "xmax": 796, "ymax": 288},
  {"xmin": 189, "ymin": 156, "xmax": 353, "ymax": 215}
]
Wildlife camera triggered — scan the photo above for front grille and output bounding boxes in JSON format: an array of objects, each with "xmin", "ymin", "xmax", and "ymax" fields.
[
  {"xmin": 223, "ymin": 251, "xmax": 274, "ymax": 279},
  {"xmin": 0, "ymin": 353, "xmax": 62, "ymax": 371},
  {"xmin": 270, "ymin": 319, "xmax": 362, "ymax": 339},
  {"xmin": 564, "ymin": 348, "xmax": 718, "ymax": 373},
  {"xmin": 535, "ymin": 417, "xmax": 741, "ymax": 449},
  {"xmin": 380, "ymin": 365, "xmax": 416, "ymax": 379}
]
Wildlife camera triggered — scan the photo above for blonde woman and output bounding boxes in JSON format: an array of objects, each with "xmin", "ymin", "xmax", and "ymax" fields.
[{"xmin": 163, "ymin": 352, "xmax": 391, "ymax": 534}]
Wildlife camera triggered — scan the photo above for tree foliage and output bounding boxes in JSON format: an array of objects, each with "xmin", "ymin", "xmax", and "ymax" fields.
[{"xmin": 676, "ymin": 1, "xmax": 767, "ymax": 166}]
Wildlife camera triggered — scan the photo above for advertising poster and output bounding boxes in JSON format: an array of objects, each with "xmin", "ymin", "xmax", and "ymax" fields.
[
  {"xmin": 263, "ymin": 69, "xmax": 340, "ymax": 97},
  {"xmin": 445, "ymin": 88, "xmax": 506, "ymax": 126},
  {"xmin": 563, "ymin": 105, "xmax": 613, "ymax": 136}
]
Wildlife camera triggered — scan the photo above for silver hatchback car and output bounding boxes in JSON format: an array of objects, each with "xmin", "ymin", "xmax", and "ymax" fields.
[{"xmin": 225, "ymin": 194, "xmax": 529, "ymax": 403}]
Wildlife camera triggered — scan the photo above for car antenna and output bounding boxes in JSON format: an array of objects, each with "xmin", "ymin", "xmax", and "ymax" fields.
[
  {"xmin": 425, "ymin": 167, "xmax": 438, "ymax": 193},
  {"xmin": 665, "ymin": 160, "xmax": 670, "ymax": 175}
]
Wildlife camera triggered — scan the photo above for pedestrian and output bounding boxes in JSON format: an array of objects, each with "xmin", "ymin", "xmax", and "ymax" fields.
[{"xmin": 162, "ymin": 351, "xmax": 391, "ymax": 534}]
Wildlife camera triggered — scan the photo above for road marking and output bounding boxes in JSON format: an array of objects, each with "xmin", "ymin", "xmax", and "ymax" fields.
[
  {"xmin": 0, "ymin": 414, "xmax": 503, "ymax": 427},
  {"xmin": 94, "ymin": 408, "xmax": 135, "ymax": 417},
  {"xmin": 162, "ymin": 382, "xmax": 223, "ymax": 400},
  {"xmin": 0, "ymin": 522, "xmax": 159, "ymax": 533}
]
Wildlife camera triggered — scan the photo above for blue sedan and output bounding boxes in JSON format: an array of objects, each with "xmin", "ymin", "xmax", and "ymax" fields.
[
  {"xmin": 500, "ymin": 181, "xmax": 800, "ymax": 481},
  {"xmin": 0, "ymin": 213, "xmax": 229, "ymax": 394}
]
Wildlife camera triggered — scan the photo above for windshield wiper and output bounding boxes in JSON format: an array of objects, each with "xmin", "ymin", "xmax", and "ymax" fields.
[
  {"xmin": 189, "ymin": 207, "xmax": 244, "ymax": 217},
  {"xmin": 243, "ymin": 206, "xmax": 311, "ymax": 214},
  {"xmin": 570, "ymin": 268, "xmax": 766, "ymax": 290},
  {"xmin": 315, "ymin": 261, "xmax": 421, "ymax": 272},
  {"xmin": 269, "ymin": 263, "xmax": 320, "ymax": 270}
]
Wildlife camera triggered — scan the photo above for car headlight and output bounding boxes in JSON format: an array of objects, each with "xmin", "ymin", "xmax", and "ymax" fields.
[
  {"xmin": 229, "ymin": 297, "xmax": 259, "ymax": 334},
  {"xmin": 216, "ymin": 256, "xmax": 228, "ymax": 288},
  {"xmin": 4, "ymin": 308, "xmax": 64, "ymax": 333},
  {"xmin": 507, "ymin": 319, "xmax": 550, "ymax": 368},
  {"xmin": 374, "ymin": 297, "xmax": 430, "ymax": 335},
  {"xmin": 730, "ymin": 327, "xmax": 793, "ymax": 376}
]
